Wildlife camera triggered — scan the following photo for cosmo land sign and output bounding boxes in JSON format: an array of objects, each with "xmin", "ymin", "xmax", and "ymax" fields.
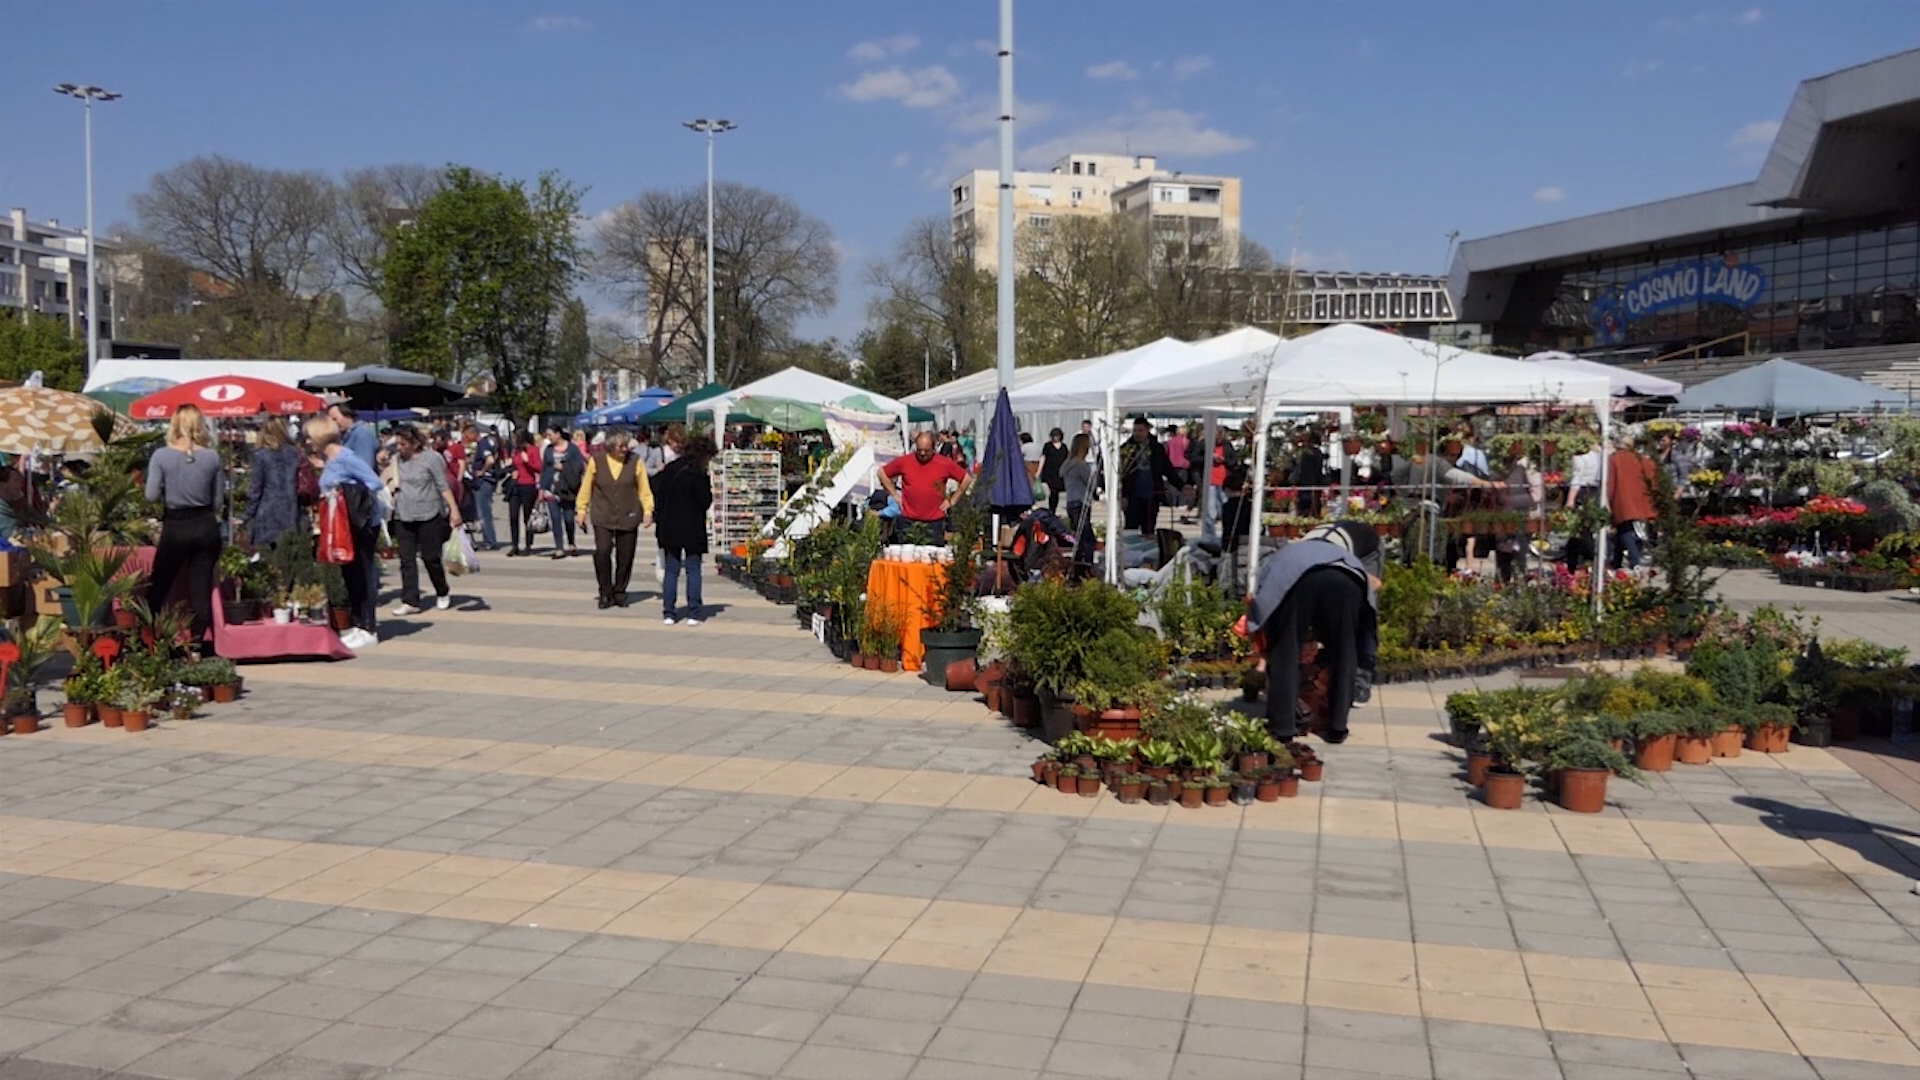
[{"xmin": 1589, "ymin": 253, "xmax": 1767, "ymax": 345}]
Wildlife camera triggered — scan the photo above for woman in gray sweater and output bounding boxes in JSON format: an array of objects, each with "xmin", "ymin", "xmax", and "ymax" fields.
[
  {"xmin": 389, "ymin": 425, "xmax": 462, "ymax": 616},
  {"xmin": 145, "ymin": 405, "xmax": 226, "ymax": 646}
]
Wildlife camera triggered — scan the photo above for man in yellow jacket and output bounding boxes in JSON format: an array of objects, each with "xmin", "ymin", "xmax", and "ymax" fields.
[{"xmin": 575, "ymin": 432, "xmax": 655, "ymax": 609}]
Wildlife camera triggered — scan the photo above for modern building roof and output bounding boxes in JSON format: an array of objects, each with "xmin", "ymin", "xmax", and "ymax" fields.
[{"xmin": 1450, "ymin": 48, "xmax": 1920, "ymax": 320}]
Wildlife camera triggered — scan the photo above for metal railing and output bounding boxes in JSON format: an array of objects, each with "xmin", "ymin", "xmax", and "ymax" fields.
[{"xmin": 1643, "ymin": 330, "xmax": 1750, "ymax": 366}]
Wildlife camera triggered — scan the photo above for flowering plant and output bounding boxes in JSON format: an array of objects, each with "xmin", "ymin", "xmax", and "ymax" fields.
[
  {"xmin": 1678, "ymin": 426, "xmax": 1702, "ymax": 442},
  {"xmin": 1802, "ymin": 495, "xmax": 1866, "ymax": 516},
  {"xmin": 1689, "ymin": 469, "xmax": 1723, "ymax": 487}
]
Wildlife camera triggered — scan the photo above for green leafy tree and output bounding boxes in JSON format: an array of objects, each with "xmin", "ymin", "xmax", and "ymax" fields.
[
  {"xmin": 854, "ymin": 320, "xmax": 927, "ymax": 400},
  {"xmin": 381, "ymin": 166, "xmax": 581, "ymax": 416},
  {"xmin": 0, "ymin": 315, "xmax": 86, "ymax": 390},
  {"xmin": 547, "ymin": 297, "xmax": 591, "ymax": 412}
]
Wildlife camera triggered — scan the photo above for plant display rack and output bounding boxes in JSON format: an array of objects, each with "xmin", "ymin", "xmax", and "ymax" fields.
[{"xmin": 712, "ymin": 449, "xmax": 782, "ymax": 552}]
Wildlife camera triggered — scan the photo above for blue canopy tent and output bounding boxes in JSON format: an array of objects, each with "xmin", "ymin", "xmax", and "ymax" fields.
[
  {"xmin": 576, "ymin": 387, "xmax": 676, "ymax": 428},
  {"xmin": 978, "ymin": 386, "xmax": 1033, "ymax": 512}
]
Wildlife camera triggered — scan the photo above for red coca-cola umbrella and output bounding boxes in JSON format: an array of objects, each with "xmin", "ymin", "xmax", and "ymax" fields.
[{"xmin": 128, "ymin": 376, "xmax": 326, "ymax": 421}]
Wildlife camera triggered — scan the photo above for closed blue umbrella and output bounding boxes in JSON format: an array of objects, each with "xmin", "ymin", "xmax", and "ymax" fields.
[{"xmin": 978, "ymin": 386, "xmax": 1033, "ymax": 511}]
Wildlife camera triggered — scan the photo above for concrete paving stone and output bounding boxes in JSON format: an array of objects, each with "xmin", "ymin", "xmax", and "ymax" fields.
[
  {"xmin": 504, "ymin": 1048, "xmax": 638, "ymax": 1080},
  {"xmin": 561, "ymin": 935, "xmax": 677, "ymax": 966},
  {"xmin": 485, "ymin": 977, "xmax": 619, "ymax": 1017},
  {"xmin": 342, "ymin": 992, "xmax": 480, "ymax": 1034},
  {"xmin": 61, "ymin": 960, "xmax": 193, "ymax": 997},
  {"xmin": 174, "ymin": 922, "xmax": 289, "ymax": 950},
  {"xmin": 1810, "ymin": 1059, "xmax": 1920, "ymax": 1080},
  {"xmin": 1548, "ymin": 1033, "xmax": 1687, "ymax": 1072},
  {"xmin": 857, "ymin": 961, "xmax": 974, "ymax": 998},
  {"xmin": 1307, "ymin": 1007, "xmax": 1427, "ymax": 1047},
  {"xmin": 1071, "ymin": 983, "xmax": 1192, "ymax": 1021},
  {"xmin": 1676, "ymin": 1045, "xmax": 1820, "ymax": 1080},
  {"xmin": 392, "ymin": 971, "xmax": 520, "ymax": 1004},
  {"xmin": 2, "ymin": 989, "xmax": 135, "ymax": 1027},
  {"xmin": 207, "ymin": 951, "xmax": 329, "ymax": 980},
  {"xmin": 923, "ymin": 1025, "xmax": 1057, "ymax": 1070},
  {"xmin": 906, "ymin": 1060, "xmax": 1039, "ymax": 1080},
  {"xmin": 106, "ymin": 998, "xmax": 231, "ymax": 1038},
  {"xmin": 245, "ymin": 984, "xmax": 378, "ymax": 1023},
  {"xmin": 836, "ymin": 987, "xmax": 956, "ymax": 1024},
  {"xmin": 20, "ymin": 1024, "xmax": 180, "ymax": 1072},
  {"xmin": 630, "ymin": 965, "xmax": 750, "ymax": 999},
  {"xmin": 0, "ymin": 1059, "xmax": 115, "ymax": 1080},
  {"xmin": 778, "ymin": 1044, "xmax": 918, "ymax": 1080},
  {"xmin": 946, "ymin": 998, "xmax": 1069, "ymax": 1039},
  {"xmin": 341, "ymin": 936, "xmax": 465, "ymax": 966},
  {"xmin": 398, "ymin": 1034, "xmax": 544, "ymax": 1080},
  {"xmin": 1043, "ymin": 1038, "xmax": 1177, "ymax": 1080},
  {"xmin": 444, "ymin": 1004, "xmax": 581, "ymax": 1047},
  {"xmin": 1432, "ymin": 1047, "xmax": 1564, "ymax": 1080},
  {"xmin": 1176, "ymin": 1023, "xmax": 1305, "ymax": 1063},
  {"xmin": 730, "ymin": 976, "xmax": 853, "ymax": 1013},
  {"xmin": 189, "ymin": 1009, "xmax": 330, "ymax": 1055},
  {"xmin": 1061, "ymin": 1009, "xmax": 1185, "ymax": 1052},
  {"xmin": 699, "ymin": 1002, "xmax": 828, "ymax": 1043},
  {"xmin": 1304, "ymin": 1034, "xmax": 1432, "ymax": 1079},
  {"xmin": 663, "ymin": 1030, "xmax": 802, "ymax": 1076},
  {"xmin": 124, "ymin": 1038, "xmax": 277, "ymax": 1080},
  {"xmin": 593, "ymin": 988, "xmax": 725, "ymax": 1028},
  {"xmin": 1559, "ymin": 1066, "xmax": 1693, "ymax": 1080},
  {"xmin": 0, "ymin": 1017, "xmax": 73, "ymax": 1056},
  {"xmin": 551, "ymin": 1017, "xmax": 688, "ymax": 1060}
]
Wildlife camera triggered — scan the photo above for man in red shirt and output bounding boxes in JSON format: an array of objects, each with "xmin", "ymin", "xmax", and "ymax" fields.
[{"xmin": 880, "ymin": 432, "xmax": 971, "ymax": 543}]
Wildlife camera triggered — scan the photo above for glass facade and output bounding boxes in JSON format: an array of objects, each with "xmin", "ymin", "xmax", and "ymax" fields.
[{"xmin": 1503, "ymin": 213, "xmax": 1920, "ymax": 356}]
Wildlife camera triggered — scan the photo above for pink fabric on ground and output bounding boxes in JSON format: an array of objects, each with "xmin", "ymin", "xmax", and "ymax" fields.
[{"xmin": 209, "ymin": 588, "xmax": 355, "ymax": 662}]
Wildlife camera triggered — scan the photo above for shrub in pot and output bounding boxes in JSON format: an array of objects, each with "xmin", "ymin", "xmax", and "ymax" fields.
[
  {"xmin": 1673, "ymin": 710, "xmax": 1719, "ymax": 765},
  {"xmin": 1204, "ymin": 777, "xmax": 1232, "ymax": 806},
  {"xmin": 1629, "ymin": 709, "xmax": 1686, "ymax": 772},
  {"xmin": 1146, "ymin": 781, "xmax": 1172, "ymax": 806},
  {"xmin": 1179, "ymin": 780, "xmax": 1206, "ymax": 808},
  {"xmin": 1543, "ymin": 732, "xmax": 1638, "ymax": 814},
  {"xmin": 1007, "ymin": 578, "xmax": 1141, "ymax": 710},
  {"xmin": 920, "ymin": 498, "xmax": 987, "ymax": 684},
  {"xmin": 1137, "ymin": 738, "xmax": 1179, "ymax": 782},
  {"xmin": 1115, "ymin": 773, "xmax": 1146, "ymax": 804},
  {"xmin": 1744, "ymin": 702, "xmax": 1795, "ymax": 753}
]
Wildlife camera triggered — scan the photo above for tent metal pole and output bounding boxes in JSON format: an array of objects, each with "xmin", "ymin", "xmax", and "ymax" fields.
[
  {"xmin": 994, "ymin": 0, "xmax": 1016, "ymax": 390},
  {"xmin": 1594, "ymin": 404, "xmax": 1611, "ymax": 612},
  {"xmin": 1247, "ymin": 400, "xmax": 1271, "ymax": 592},
  {"xmin": 1198, "ymin": 411, "xmax": 1219, "ymax": 543},
  {"xmin": 1105, "ymin": 389, "xmax": 1121, "ymax": 583}
]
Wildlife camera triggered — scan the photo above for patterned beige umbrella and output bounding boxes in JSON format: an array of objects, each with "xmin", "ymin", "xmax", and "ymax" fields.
[{"xmin": 0, "ymin": 387, "xmax": 140, "ymax": 455}]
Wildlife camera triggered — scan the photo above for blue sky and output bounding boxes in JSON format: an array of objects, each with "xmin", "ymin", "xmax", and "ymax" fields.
[{"xmin": 7, "ymin": 1, "xmax": 1918, "ymax": 344}]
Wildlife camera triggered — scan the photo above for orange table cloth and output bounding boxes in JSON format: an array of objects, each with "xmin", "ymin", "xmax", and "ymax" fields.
[{"xmin": 865, "ymin": 559, "xmax": 944, "ymax": 672}]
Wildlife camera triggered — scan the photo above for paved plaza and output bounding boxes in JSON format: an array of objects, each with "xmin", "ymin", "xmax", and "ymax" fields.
[{"xmin": 0, "ymin": 553, "xmax": 1918, "ymax": 1080}]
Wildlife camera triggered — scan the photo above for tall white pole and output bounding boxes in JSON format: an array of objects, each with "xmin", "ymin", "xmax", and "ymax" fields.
[
  {"xmin": 994, "ymin": 0, "xmax": 1015, "ymax": 389},
  {"xmin": 83, "ymin": 94, "xmax": 98, "ymax": 374},
  {"xmin": 704, "ymin": 127, "xmax": 716, "ymax": 387}
]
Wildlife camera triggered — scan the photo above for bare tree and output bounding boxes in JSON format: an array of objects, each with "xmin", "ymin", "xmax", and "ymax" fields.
[
  {"xmin": 133, "ymin": 155, "xmax": 339, "ymax": 296},
  {"xmin": 1016, "ymin": 214, "xmax": 1150, "ymax": 363},
  {"xmin": 329, "ymin": 164, "xmax": 445, "ymax": 294},
  {"xmin": 865, "ymin": 217, "xmax": 994, "ymax": 376},
  {"xmin": 593, "ymin": 182, "xmax": 837, "ymax": 387}
]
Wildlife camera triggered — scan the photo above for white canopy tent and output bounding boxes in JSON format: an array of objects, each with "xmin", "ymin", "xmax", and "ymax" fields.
[
  {"xmin": 1190, "ymin": 326, "xmax": 1283, "ymax": 360},
  {"xmin": 904, "ymin": 357, "xmax": 1102, "ymax": 439},
  {"xmin": 1522, "ymin": 351, "xmax": 1683, "ymax": 399},
  {"xmin": 84, "ymin": 358, "xmax": 346, "ymax": 394},
  {"xmin": 1008, "ymin": 337, "xmax": 1223, "ymax": 579},
  {"xmin": 694, "ymin": 366, "xmax": 915, "ymax": 432},
  {"xmin": 1115, "ymin": 324, "xmax": 1617, "ymax": 590}
]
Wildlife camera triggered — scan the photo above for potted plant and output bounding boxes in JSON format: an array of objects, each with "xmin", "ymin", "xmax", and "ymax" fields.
[
  {"xmin": 2, "ymin": 617, "xmax": 62, "ymax": 734},
  {"xmin": 1115, "ymin": 771, "xmax": 1146, "ymax": 804},
  {"xmin": 1745, "ymin": 702, "xmax": 1795, "ymax": 753},
  {"xmin": 920, "ymin": 498, "xmax": 987, "ymax": 685},
  {"xmin": 1204, "ymin": 776, "xmax": 1232, "ymax": 806},
  {"xmin": 1075, "ymin": 768, "xmax": 1101, "ymax": 797},
  {"xmin": 95, "ymin": 665, "xmax": 127, "ymax": 727},
  {"xmin": 167, "ymin": 686, "xmax": 198, "ymax": 721},
  {"xmin": 290, "ymin": 582, "xmax": 327, "ymax": 624},
  {"xmin": 1177, "ymin": 730, "xmax": 1225, "ymax": 781},
  {"xmin": 1146, "ymin": 779, "xmax": 1172, "ymax": 805},
  {"xmin": 117, "ymin": 681, "xmax": 161, "ymax": 732},
  {"xmin": 1053, "ymin": 765, "xmax": 1077, "ymax": 793},
  {"xmin": 1480, "ymin": 703, "xmax": 1544, "ymax": 810},
  {"xmin": 1179, "ymin": 779, "xmax": 1206, "ymax": 808},
  {"xmin": 1008, "ymin": 578, "xmax": 1141, "ymax": 743},
  {"xmin": 1629, "ymin": 709, "xmax": 1684, "ymax": 772},
  {"xmin": 1225, "ymin": 714, "xmax": 1271, "ymax": 774},
  {"xmin": 1138, "ymin": 738, "xmax": 1179, "ymax": 782},
  {"xmin": 1674, "ymin": 710, "xmax": 1718, "ymax": 765},
  {"xmin": 1709, "ymin": 710, "xmax": 1745, "ymax": 758},
  {"xmin": 199, "ymin": 658, "xmax": 242, "ymax": 703},
  {"xmin": 321, "ymin": 564, "xmax": 352, "ymax": 632},
  {"xmin": 1543, "ymin": 733, "xmax": 1636, "ymax": 813},
  {"xmin": 62, "ymin": 658, "xmax": 104, "ymax": 727}
]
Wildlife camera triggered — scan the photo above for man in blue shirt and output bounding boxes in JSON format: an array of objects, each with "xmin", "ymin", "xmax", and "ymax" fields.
[{"xmin": 328, "ymin": 403, "xmax": 379, "ymax": 471}]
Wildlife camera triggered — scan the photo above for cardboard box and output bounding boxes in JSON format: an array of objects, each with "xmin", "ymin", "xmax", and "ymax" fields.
[
  {"xmin": 0, "ymin": 550, "xmax": 25, "ymax": 587},
  {"xmin": 29, "ymin": 580, "xmax": 62, "ymax": 618}
]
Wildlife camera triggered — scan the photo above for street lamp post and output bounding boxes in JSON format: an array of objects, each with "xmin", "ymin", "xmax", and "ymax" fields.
[
  {"xmin": 682, "ymin": 118, "xmax": 736, "ymax": 386},
  {"xmin": 53, "ymin": 83, "xmax": 121, "ymax": 378}
]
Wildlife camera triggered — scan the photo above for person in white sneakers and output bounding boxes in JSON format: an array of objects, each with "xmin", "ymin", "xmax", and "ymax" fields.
[
  {"xmin": 388, "ymin": 425, "xmax": 463, "ymax": 617},
  {"xmin": 653, "ymin": 434, "xmax": 715, "ymax": 625},
  {"xmin": 309, "ymin": 417, "xmax": 385, "ymax": 651}
]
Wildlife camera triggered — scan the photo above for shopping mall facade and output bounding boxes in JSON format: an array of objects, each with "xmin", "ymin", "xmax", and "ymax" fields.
[{"xmin": 1449, "ymin": 49, "xmax": 1920, "ymax": 361}]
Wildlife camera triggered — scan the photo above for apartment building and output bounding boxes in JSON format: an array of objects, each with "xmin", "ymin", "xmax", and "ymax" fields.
[
  {"xmin": 0, "ymin": 208, "xmax": 114, "ymax": 337},
  {"xmin": 949, "ymin": 153, "xmax": 1242, "ymax": 271}
]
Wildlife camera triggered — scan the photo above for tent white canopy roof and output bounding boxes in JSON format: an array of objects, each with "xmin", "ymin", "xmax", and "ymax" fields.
[
  {"xmin": 84, "ymin": 358, "xmax": 346, "ymax": 394},
  {"xmin": 1190, "ymin": 326, "xmax": 1283, "ymax": 360},
  {"xmin": 700, "ymin": 366, "xmax": 914, "ymax": 427},
  {"xmin": 903, "ymin": 357, "xmax": 1100, "ymax": 411},
  {"xmin": 1522, "ymin": 351, "xmax": 1682, "ymax": 398},
  {"xmin": 1008, "ymin": 337, "xmax": 1214, "ymax": 413},
  {"xmin": 1116, "ymin": 324, "xmax": 1612, "ymax": 413}
]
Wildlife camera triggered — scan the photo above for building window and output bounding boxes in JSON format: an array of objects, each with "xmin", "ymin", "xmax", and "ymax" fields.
[
  {"xmin": 1070, "ymin": 187, "xmax": 1082, "ymax": 204},
  {"xmin": 1087, "ymin": 162, "xmax": 1097, "ymax": 175},
  {"xmin": 1344, "ymin": 294, "xmax": 1358, "ymax": 319},
  {"xmin": 1313, "ymin": 295, "xmax": 1329, "ymax": 321},
  {"xmin": 1072, "ymin": 162, "xmax": 1082, "ymax": 175},
  {"xmin": 1359, "ymin": 294, "xmax": 1372, "ymax": 319},
  {"xmin": 1189, "ymin": 187, "xmax": 1222, "ymax": 204},
  {"xmin": 953, "ymin": 186, "xmax": 967, "ymax": 205},
  {"xmin": 1026, "ymin": 185, "xmax": 1053, "ymax": 204},
  {"xmin": 1028, "ymin": 214, "xmax": 1052, "ymax": 230},
  {"xmin": 1389, "ymin": 293, "xmax": 1403, "ymax": 319}
]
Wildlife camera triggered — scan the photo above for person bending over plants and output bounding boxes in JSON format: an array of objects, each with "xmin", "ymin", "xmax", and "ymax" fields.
[{"xmin": 1247, "ymin": 522, "xmax": 1382, "ymax": 744}]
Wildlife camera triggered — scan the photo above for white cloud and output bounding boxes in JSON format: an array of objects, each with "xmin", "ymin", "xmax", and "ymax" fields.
[
  {"xmin": 891, "ymin": 151, "xmax": 912, "ymax": 168},
  {"xmin": 1737, "ymin": 7, "xmax": 1764, "ymax": 24},
  {"xmin": 1021, "ymin": 107, "xmax": 1252, "ymax": 166},
  {"xmin": 1621, "ymin": 59, "xmax": 1664, "ymax": 79},
  {"xmin": 1170, "ymin": 54, "xmax": 1214, "ymax": 80},
  {"xmin": 527, "ymin": 14, "xmax": 590, "ymax": 31},
  {"xmin": 1533, "ymin": 186, "xmax": 1566, "ymax": 204},
  {"xmin": 839, "ymin": 66, "xmax": 961, "ymax": 108},
  {"xmin": 1086, "ymin": 60, "xmax": 1139, "ymax": 81},
  {"xmin": 848, "ymin": 34, "xmax": 919, "ymax": 61},
  {"xmin": 1727, "ymin": 119, "xmax": 1780, "ymax": 147}
]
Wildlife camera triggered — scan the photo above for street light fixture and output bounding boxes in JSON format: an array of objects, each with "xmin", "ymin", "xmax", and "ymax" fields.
[
  {"xmin": 682, "ymin": 118, "xmax": 737, "ymax": 387},
  {"xmin": 53, "ymin": 83, "xmax": 122, "ymax": 377}
]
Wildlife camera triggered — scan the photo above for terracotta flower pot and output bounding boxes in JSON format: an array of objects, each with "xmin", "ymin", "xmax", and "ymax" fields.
[
  {"xmin": 1483, "ymin": 770, "xmax": 1525, "ymax": 810},
  {"xmin": 1710, "ymin": 724, "xmax": 1743, "ymax": 758},
  {"xmin": 944, "ymin": 659, "xmax": 977, "ymax": 692},
  {"xmin": 1031, "ymin": 760, "xmax": 1054, "ymax": 784},
  {"xmin": 1675, "ymin": 734, "xmax": 1713, "ymax": 765},
  {"xmin": 849, "ymin": 651, "xmax": 866, "ymax": 668},
  {"xmin": 1054, "ymin": 771, "xmax": 1076, "ymax": 793},
  {"xmin": 1557, "ymin": 767, "xmax": 1609, "ymax": 813},
  {"xmin": 1203, "ymin": 785, "xmax": 1230, "ymax": 807},
  {"xmin": 1010, "ymin": 692, "xmax": 1040, "ymax": 729},
  {"xmin": 1146, "ymin": 784, "xmax": 1172, "ymax": 806},
  {"xmin": 211, "ymin": 683, "xmax": 239, "ymax": 704},
  {"xmin": 1116, "ymin": 780, "xmax": 1145, "ymax": 804},
  {"xmin": 9, "ymin": 714, "xmax": 37, "ymax": 735},
  {"xmin": 1298, "ymin": 759, "xmax": 1323, "ymax": 782},
  {"xmin": 863, "ymin": 655, "xmax": 881, "ymax": 671},
  {"xmin": 1466, "ymin": 751, "xmax": 1493, "ymax": 786},
  {"xmin": 1634, "ymin": 733, "xmax": 1676, "ymax": 772},
  {"xmin": 1075, "ymin": 773, "xmax": 1100, "ymax": 797},
  {"xmin": 1255, "ymin": 779, "xmax": 1281, "ymax": 802},
  {"xmin": 114, "ymin": 608, "xmax": 138, "ymax": 631},
  {"xmin": 1746, "ymin": 724, "xmax": 1790, "ymax": 754},
  {"xmin": 1179, "ymin": 785, "xmax": 1204, "ymax": 808},
  {"xmin": 123, "ymin": 710, "xmax": 151, "ymax": 733},
  {"xmin": 328, "ymin": 606, "xmax": 353, "ymax": 632},
  {"xmin": 1236, "ymin": 753, "xmax": 1268, "ymax": 774},
  {"xmin": 99, "ymin": 706, "xmax": 124, "ymax": 729},
  {"xmin": 1144, "ymin": 766, "xmax": 1172, "ymax": 782},
  {"xmin": 1277, "ymin": 773, "xmax": 1300, "ymax": 798},
  {"xmin": 62, "ymin": 703, "xmax": 90, "ymax": 727},
  {"xmin": 878, "ymin": 657, "xmax": 900, "ymax": 674}
]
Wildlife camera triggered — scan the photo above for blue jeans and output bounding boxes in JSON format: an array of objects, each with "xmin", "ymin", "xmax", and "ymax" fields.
[
  {"xmin": 662, "ymin": 550, "xmax": 703, "ymax": 620},
  {"xmin": 1615, "ymin": 521, "xmax": 1645, "ymax": 568},
  {"xmin": 472, "ymin": 478, "xmax": 498, "ymax": 548}
]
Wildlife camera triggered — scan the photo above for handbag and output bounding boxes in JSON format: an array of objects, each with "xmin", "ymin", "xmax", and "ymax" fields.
[
  {"xmin": 317, "ymin": 489, "xmax": 355, "ymax": 565},
  {"xmin": 528, "ymin": 501, "xmax": 551, "ymax": 535}
]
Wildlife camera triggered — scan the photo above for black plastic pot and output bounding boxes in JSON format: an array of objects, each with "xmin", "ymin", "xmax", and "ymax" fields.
[
  {"xmin": 1795, "ymin": 717, "xmax": 1833, "ymax": 747},
  {"xmin": 920, "ymin": 627, "xmax": 984, "ymax": 687}
]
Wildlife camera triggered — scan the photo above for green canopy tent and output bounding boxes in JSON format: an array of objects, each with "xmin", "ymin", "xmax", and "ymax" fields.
[
  {"xmin": 626, "ymin": 381, "xmax": 730, "ymax": 425},
  {"xmin": 842, "ymin": 393, "xmax": 935, "ymax": 423}
]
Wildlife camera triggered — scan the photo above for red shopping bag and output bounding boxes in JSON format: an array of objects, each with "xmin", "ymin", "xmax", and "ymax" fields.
[{"xmin": 317, "ymin": 488, "xmax": 355, "ymax": 565}]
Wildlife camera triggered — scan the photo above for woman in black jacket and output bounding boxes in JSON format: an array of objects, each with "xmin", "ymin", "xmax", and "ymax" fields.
[{"xmin": 653, "ymin": 435, "xmax": 715, "ymax": 625}]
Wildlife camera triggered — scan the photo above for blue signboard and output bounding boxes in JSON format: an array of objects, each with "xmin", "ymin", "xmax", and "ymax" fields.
[{"xmin": 1589, "ymin": 256, "xmax": 1767, "ymax": 345}]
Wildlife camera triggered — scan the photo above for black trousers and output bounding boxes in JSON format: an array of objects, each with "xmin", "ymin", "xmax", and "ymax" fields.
[
  {"xmin": 346, "ymin": 525, "xmax": 379, "ymax": 632},
  {"xmin": 1264, "ymin": 567, "xmax": 1367, "ymax": 739},
  {"xmin": 148, "ymin": 509, "xmax": 220, "ymax": 643},
  {"xmin": 593, "ymin": 527, "xmax": 638, "ymax": 600},
  {"xmin": 1123, "ymin": 492, "xmax": 1159, "ymax": 535},
  {"xmin": 1042, "ymin": 475, "xmax": 1062, "ymax": 514},
  {"xmin": 510, "ymin": 483, "xmax": 539, "ymax": 551},
  {"xmin": 393, "ymin": 516, "xmax": 451, "ymax": 606}
]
